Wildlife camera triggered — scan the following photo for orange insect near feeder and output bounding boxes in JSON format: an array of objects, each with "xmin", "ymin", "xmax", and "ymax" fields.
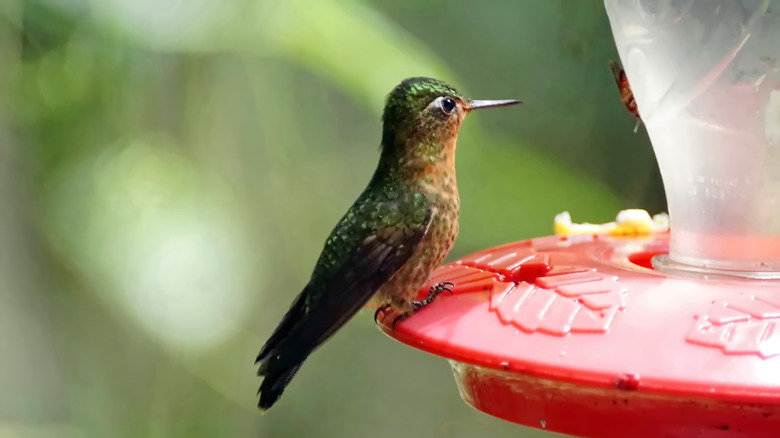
[{"xmin": 375, "ymin": 1, "xmax": 780, "ymax": 437}]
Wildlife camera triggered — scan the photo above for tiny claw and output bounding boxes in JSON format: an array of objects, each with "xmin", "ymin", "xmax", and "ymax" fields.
[
  {"xmin": 429, "ymin": 281, "xmax": 455, "ymax": 300},
  {"xmin": 391, "ymin": 312, "xmax": 411, "ymax": 331},
  {"xmin": 374, "ymin": 303, "xmax": 391, "ymax": 323},
  {"xmin": 392, "ymin": 281, "xmax": 456, "ymax": 330}
]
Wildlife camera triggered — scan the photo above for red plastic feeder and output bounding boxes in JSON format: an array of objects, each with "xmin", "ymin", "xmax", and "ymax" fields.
[{"xmin": 376, "ymin": 2, "xmax": 780, "ymax": 437}]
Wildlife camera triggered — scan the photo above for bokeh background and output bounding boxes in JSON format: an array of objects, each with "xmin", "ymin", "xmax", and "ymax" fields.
[{"xmin": 0, "ymin": 0, "xmax": 665, "ymax": 437}]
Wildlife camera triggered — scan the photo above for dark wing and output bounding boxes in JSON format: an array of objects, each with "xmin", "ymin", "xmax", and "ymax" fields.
[{"xmin": 255, "ymin": 197, "xmax": 433, "ymax": 410}]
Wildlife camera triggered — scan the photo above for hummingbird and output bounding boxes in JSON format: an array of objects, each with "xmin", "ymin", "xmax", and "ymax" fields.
[{"xmin": 255, "ymin": 77, "xmax": 519, "ymax": 411}]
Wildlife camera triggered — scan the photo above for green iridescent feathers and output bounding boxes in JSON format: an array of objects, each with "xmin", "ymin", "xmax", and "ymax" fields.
[{"xmin": 381, "ymin": 77, "xmax": 464, "ymax": 149}]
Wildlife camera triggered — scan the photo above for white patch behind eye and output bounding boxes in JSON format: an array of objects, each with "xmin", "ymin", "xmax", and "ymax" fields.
[{"xmin": 425, "ymin": 96, "xmax": 445, "ymax": 112}]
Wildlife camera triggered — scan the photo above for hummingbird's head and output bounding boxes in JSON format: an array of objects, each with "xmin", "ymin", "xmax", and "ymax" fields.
[{"xmin": 380, "ymin": 77, "xmax": 518, "ymax": 161}]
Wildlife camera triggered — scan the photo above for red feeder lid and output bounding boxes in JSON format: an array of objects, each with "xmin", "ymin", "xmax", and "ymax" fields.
[{"xmin": 376, "ymin": 232, "xmax": 780, "ymax": 438}]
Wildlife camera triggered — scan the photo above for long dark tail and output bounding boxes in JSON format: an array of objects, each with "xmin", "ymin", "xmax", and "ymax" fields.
[
  {"xmin": 256, "ymin": 272, "xmax": 377, "ymax": 410},
  {"xmin": 256, "ymin": 293, "xmax": 309, "ymax": 412},
  {"xmin": 257, "ymin": 362, "xmax": 303, "ymax": 412}
]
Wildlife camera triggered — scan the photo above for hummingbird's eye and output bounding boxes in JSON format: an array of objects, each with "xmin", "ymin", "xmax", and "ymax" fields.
[{"xmin": 440, "ymin": 97, "xmax": 457, "ymax": 114}]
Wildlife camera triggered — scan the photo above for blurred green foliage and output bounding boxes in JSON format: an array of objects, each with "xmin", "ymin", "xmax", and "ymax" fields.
[{"xmin": 0, "ymin": 0, "xmax": 663, "ymax": 437}]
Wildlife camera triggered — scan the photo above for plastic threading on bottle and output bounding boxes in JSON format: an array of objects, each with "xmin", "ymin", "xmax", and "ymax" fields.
[{"xmin": 652, "ymin": 254, "xmax": 780, "ymax": 280}]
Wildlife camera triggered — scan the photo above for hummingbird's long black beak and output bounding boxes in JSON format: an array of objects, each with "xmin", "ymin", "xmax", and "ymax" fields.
[{"xmin": 468, "ymin": 99, "xmax": 521, "ymax": 110}]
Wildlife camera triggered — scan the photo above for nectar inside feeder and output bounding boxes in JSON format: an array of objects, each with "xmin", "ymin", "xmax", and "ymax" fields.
[{"xmin": 375, "ymin": 1, "xmax": 780, "ymax": 437}]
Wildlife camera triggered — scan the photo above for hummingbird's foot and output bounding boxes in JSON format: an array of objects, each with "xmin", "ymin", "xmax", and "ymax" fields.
[
  {"xmin": 373, "ymin": 303, "xmax": 392, "ymax": 323},
  {"xmin": 391, "ymin": 281, "xmax": 454, "ymax": 330},
  {"xmin": 411, "ymin": 281, "xmax": 454, "ymax": 310}
]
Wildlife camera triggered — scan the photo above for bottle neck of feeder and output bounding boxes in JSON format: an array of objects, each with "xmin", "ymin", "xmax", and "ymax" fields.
[{"xmin": 605, "ymin": 0, "xmax": 780, "ymax": 279}]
